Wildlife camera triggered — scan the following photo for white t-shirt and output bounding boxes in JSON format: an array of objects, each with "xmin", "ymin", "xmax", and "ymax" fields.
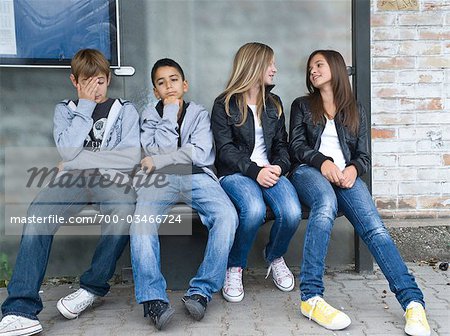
[
  {"xmin": 249, "ymin": 105, "xmax": 269, "ymax": 166},
  {"xmin": 319, "ymin": 118, "xmax": 346, "ymax": 171}
]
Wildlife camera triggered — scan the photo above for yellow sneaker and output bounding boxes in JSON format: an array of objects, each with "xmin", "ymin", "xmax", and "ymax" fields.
[
  {"xmin": 300, "ymin": 296, "xmax": 351, "ymax": 330},
  {"xmin": 404, "ymin": 301, "xmax": 431, "ymax": 336}
]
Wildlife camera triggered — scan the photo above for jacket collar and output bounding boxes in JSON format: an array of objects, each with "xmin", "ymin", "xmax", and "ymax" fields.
[{"xmin": 265, "ymin": 84, "xmax": 275, "ymax": 94}]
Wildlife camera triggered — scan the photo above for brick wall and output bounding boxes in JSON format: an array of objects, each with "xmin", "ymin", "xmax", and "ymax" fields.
[{"xmin": 371, "ymin": 0, "xmax": 450, "ymax": 218}]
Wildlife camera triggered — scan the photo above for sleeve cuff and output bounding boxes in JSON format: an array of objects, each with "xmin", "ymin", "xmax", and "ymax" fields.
[
  {"xmin": 311, "ymin": 153, "xmax": 334, "ymax": 171},
  {"xmin": 245, "ymin": 162, "xmax": 263, "ymax": 181},
  {"xmin": 273, "ymin": 159, "xmax": 290, "ymax": 176},
  {"xmin": 151, "ymin": 154, "xmax": 172, "ymax": 170},
  {"xmin": 76, "ymin": 99, "xmax": 96, "ymax": 117},
  {"xmin": 162, "ymin": 103, "xmax": 179, "ymax": 123},
  {"xmin": 347, "ymin": 160, "xmax": 364, "ymax": 176}
]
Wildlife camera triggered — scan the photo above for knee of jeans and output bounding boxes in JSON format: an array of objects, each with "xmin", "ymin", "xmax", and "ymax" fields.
[
  {"xmin": 312, "ymin": 194, "xmax": 338, "ymax": 218},
  {"xmin": 363, "ymin": 225, "xmax": 390, "ymax": 242},
  {"xmin": 211, "ymin": 205, "xmax": 239, "ymax": 231},
  {"xmin": 276, "ymin": 200, "xmax": 302, "ymax": 228},
  {"xmin": 240, "ymin": 199, "xmax": 266, "ymax": 223}
]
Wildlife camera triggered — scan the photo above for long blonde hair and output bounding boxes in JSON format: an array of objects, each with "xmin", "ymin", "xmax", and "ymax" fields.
[{"xmin": 221, "ymin": 42, "xmax": 282, "ymax": 126}]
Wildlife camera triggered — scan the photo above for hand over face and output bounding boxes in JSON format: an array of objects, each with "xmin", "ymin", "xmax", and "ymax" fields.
[{"xmin": 77, "ymin": 77, "xmax": 99, "ymax": 102}]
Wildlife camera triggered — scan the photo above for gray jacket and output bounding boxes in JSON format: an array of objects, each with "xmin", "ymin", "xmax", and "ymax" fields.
[
  {"xmin": 54, "ymin": 98, "xmax": 141, "ymax": 181},
  {"xmin": 140, "ymin": 101, "xmax": 217, "ymax": 179}
]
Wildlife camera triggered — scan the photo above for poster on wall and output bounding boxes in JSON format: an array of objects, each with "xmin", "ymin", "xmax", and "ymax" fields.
[{"xmin": 0, "ymin": 0, "xmax": 118, "ymax": 67}]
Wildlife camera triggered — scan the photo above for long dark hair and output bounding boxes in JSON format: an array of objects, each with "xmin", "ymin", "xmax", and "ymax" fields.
[{"xmin": 306, "ymin": 50, "xmax": 359, "ymax": 135}]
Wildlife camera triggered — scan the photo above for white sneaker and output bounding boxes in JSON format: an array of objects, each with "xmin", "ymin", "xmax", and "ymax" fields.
[
  {"xmin": 222, "ymin": 267, "xmax": 244, "ymax": 302},
  {"xmin": 265, "ymin": 257, "xmax": 295, "ymax": 292},
  {"xmin": 56, "ymin": 288, "xmax": 97, "ymax": 319},
  {"xmin": 0, "ymin": 315, "xmax": 42, "ymax": 336}
]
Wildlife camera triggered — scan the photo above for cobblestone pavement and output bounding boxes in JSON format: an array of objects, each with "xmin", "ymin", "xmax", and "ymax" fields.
[{"xmin": 0, "ymin": 263, "xmax": 448, "ymax": 335}]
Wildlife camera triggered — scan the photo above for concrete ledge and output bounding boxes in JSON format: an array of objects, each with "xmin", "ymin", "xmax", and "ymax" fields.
[{"xmin": 384, "ymin": 218, "xmax": 450, "ymax": 228}]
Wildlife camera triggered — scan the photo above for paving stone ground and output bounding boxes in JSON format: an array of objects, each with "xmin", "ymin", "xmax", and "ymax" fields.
[{"xmin": 0, "ymin": 263, "xmax": 448, "ymax": 336}]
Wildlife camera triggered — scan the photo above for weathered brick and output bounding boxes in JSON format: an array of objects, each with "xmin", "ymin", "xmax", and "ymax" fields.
[
  {"xmin": 373, "ymin": 85, "xmax": 411, "ymax": 98},
  {"xmin": 445, "ymin": 69, "xmax": 450, "ymax": 82},
  {"xmin": 372, "ymin": 41, "xmax": 400, "ymax": 56},
  {"xmin": 373, "ymin": 167, "xmax": 418, "ymax": 180},
  {"xmin": 399, "ymin": 182, "xmax": 442, "ymax": 195},
  {"xmin": 446, "ymin": 12, "xmax": 450, "ymax": 25},
  {"xmin": 418, "ymin": 28, "xmax": 450, "ymax": 40},
  {"xmin": 372, "ymin": 154, "xmax": 398, "ymax": 167},
  {"xmin": 398, "ymin": 126, "xmax": 446, "ymax": 140},
  {"xmin": 417, "ymin": 112, "xmax": 450, "ymax": 124},
  {"xmin": 371, "ymin": 13, "xmax": 397, "ymax": 26},
  {"xmin": 398, "ymin": 41, "xmax": 441, "ymax": 55},
  {"xmin": 417, "ymin": 196, "xmax": 450, "ymax": 209},
  {"xmin": 375, "ymin": 197, "xmax": 397, "ymax": 210},
  {"xmin": 373, "ymin": 27, "xmax": 417, "ymax": 40},
  {"xmin": 423, "ymin": 1, "xmax": 450, "ymax": 11},
  {"xmin": 373, "ymin": 182, "xmax": 399, "ymax": 196},
  {"xmin": 399, "ymin": 98, "xmax": 442, "ymax": 110},
  {"xmin": 443, "ymin": 154, "xmax": 450, "ymax": 165},
  {"xmin": 374, "ymin": 84, "xmax": 441, "ymax": 99},
  {"xmin": 417, "ymin": 168, "xmax": 450, "ymax": 180},
  {"xmin": 371, "ymin": 113, "xmax": 415, "ymax": 126},
  {"xmin": 444, "ymin": 42, "xmax": 450, "ymax": 54},
  {"xmin": 417, "ymin": 139, "xmax": 448, "ymax": 152},
  {"xmin": 372, "ymin": 71, "xmax": 397, "ymax": 83},
  {"xmin": 398, "ymin": 197, "xmax": 418, "ymax": 209},
  {"xmin": 417, "ymin": 56, "xmax": 450, "ymax": 69},
  {"xmin": 371, "ymin": 98, "xmax": 399, "ymax": 112},
  {"xmin": 372, "ymin": 128, "xmax": 396, "ymax": 139},
  {"xmin": 397, "ymin": 71, "xmax": 444, "ymax": 83},
  {"xmin": 398, "ymin": 13, "xmax": 444, "ymax": 25},
  {"xmin": 399, "ymin": 154, "xmax": 442, "ymax": 166},
  {"xmin": 373, "ymin": 140, "xmax": 416, "ymax": 153},
  {"xmin": 372, "ymin": 57, "xmax": 416, "ymax": 70}
]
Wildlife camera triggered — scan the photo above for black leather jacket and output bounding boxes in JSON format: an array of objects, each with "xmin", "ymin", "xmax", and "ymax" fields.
[
  {"xmin": 211, "ymin": 86, "xmax": 290, "ymax": 180},
  {"xmin": 289, "ymin": 96, "xmax": 370, "ymax": 176}
]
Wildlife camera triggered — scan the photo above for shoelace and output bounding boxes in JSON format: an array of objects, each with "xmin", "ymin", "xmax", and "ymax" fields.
[
  {"xmin": 65, "ymin": 289, "xmax": 86, "ymax": 300},
  {"xmin": 144, "ymin": 300, "xmax": 167, "ymax": 318},
  {"xmin": 305, "ymin": 297, "xmax": 335, "ymax": 320},
  {"xmin": 265, "ymin": 258, "xmax": 291, "ymax": 281},
  {"xmin": 226, "ymin": 268, "xmax": 243, "ymax": 290},
  {"xmin": 65, "ymin": 289, "xmax": 95, "ymax": 311},
  {"xmin": 1, "ymin": 315, "xmax": 20, "ymax": 325}
]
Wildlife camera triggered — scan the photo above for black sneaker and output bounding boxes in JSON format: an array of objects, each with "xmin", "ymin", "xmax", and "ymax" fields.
[
  {"xmin": 143, "ymin": 300, "xmax": 175, "ymax": 330},
  {"xmin": 182, "ymin": 294, "xmax": 208, "ymax": 321}
]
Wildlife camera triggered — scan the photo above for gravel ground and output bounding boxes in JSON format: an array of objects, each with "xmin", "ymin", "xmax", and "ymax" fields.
[{"xmin": 388, "ymin": 225, "xmax": 450, "ymax": 263}]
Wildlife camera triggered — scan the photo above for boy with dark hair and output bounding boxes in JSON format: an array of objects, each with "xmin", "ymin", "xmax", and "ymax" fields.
[
  {"xmin": 0, "ymin": 49, "xmax": 140, "ymax": 336},
  {"xmin": 131, "ymin": 58, "xmax": 238, "ymax": 330}
]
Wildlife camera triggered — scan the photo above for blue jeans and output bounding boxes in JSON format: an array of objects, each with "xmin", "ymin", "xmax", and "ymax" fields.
[
  {"xmin": 290, "ymin": 165, "xmax": 425, "ymax": 310},
  {"xmin": 130, "ymin": 173, "xmax": 237, "ymax": 303},
  {"xmin": 220, "ymin": 173, "xmax": 302, "ymax": 268},
  {"xmin": 2, "ymin": 172, "xmax": 135, "ymax": 320}
]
